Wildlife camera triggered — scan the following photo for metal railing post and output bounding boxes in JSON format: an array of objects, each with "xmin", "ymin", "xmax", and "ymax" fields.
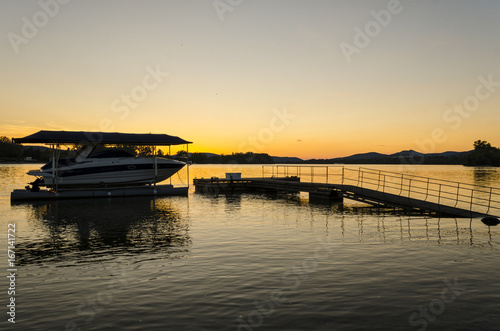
[
  {"xmin": 399, "ymin": 174, "xmax": 404, "ymax": 195},
  {"xmin": 376, "ymin": 170, "xmax": 381, "ymax": 191},
  {"xmin": 454, "ymin": 183, "xmax": 460, "ymax": 207},
  {"xmin": 470, "ymin": 189, "xmax": 474, "ymax": 212},
  {"xmin": 487, "ymin": 187, "xmax": 493, "ymax": 214},
  {"xmin": 438, "ymin": 184, "xmax": 442, "ymax": 205},
  {"xmin": 425, "ymin": 179, "xmax": 430, "ymax": 201}
]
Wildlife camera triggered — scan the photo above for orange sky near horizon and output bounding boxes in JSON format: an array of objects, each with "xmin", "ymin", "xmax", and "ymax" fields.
[{"xmin": 1, "ymin": 1, "xmax": 500, "ymax": 159}]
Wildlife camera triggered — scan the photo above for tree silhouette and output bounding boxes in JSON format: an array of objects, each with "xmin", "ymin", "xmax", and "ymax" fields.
[
  {"xmin": 473, "ymin": 140, "xmax": 492, "ymax": 150},
  {"xmin": 466, "ymin": 140, "xmax": 500, "ymax": 166}
]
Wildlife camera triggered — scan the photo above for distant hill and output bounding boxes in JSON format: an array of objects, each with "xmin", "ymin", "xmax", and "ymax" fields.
[
  {"xmin": 184, "ymin": 150, "xmax": 473, "ymax": 165},
  {"xmin": 389, "ymin": 150, "xmax": 423, "ymax": 157},
  {"xmin": 341, "ymin": 152, "xmax": 387, "ymax": 160},
  {"xmin": 304, "ymin": 150, "xmax": 472, "ymax": 165}
]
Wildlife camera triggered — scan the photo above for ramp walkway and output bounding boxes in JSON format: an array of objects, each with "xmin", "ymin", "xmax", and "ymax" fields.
[{"xmin": 194, "ymin": 166, "xmax": 500, "ymax": 218}]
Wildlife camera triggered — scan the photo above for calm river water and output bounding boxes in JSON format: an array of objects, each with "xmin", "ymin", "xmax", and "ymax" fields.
[{"xmin": 1, "ymin": 164, "xmax": 500, "ymax": 330}]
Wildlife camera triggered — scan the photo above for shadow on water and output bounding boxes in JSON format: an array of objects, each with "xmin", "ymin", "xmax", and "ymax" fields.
[{"xmin": 12, "ymin": 197, "xmax": 191, "ymax": 265}]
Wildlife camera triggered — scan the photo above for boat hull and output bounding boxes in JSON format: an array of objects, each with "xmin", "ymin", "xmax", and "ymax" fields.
[{"xmin": 29, "ymin": 158, "xmax": 186, "ymax": 188}]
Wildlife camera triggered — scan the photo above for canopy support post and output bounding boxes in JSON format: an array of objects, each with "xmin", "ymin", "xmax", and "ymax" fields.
[
  {"xmin": 55, "ymin": 144, "xmax": 59, "ymax": 192},
  {"xmin": 168, "ymin": 145, "xmax": 172, "ymax": 185},
  {"xmin": 153, "ymin": 145, "xmax": 157, "ymax": 189},
  {"xmin": 51, "ymin": 144, "xmax": 56, "ymax": 191},
  {"xmin": 50, "ymin": 143, "xmax": 60, "ymax": 192},
  {"xmin": 186, "ymin": 143, "xmax": 190, "ymax": 190}
]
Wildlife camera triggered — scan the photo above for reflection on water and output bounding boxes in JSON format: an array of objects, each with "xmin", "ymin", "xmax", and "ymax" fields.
[
  {"xmin": 473, "ymin": 167, "xmax": 500, "ymax": 186},
  {"xmin": 13, "ymin": 197, "xmax": 190, "ymax": 265},
  {"xmin": 208, "ymin": 192, "xmax": 500, "ymax": 249},
  {"xmin": 2, "ymin": 165, "xmax": 500, "ymax": 330}
]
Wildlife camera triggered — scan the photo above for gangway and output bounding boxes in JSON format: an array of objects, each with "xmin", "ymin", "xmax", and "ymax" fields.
[{"xmin": 194, "ymin": 165, "xmax": 500, "ymax": 219}]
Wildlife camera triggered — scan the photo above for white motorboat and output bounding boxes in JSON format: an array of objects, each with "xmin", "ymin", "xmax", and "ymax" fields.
[
  {"xmin": 15, "ymin": 130, "xmax": 192, "ymax": 190},
  {"xmin": 28, "ymin": 149, "xmax": 186, "ymax": 188}
]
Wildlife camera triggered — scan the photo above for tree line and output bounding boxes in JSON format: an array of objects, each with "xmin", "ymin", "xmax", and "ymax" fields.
[
  {"xmin": 186, "ymin": 152, "xmax": 274, "ymax": 164},
  {"xmin": 464, "ymin": 140, "xmax": 500, "ymax": 166},
  {"xmin": 1, "ymin": 135, "xmax": 499, "ymax": 166},
  {"xmin": 0, "ymin": 136, "xmax": 52, "ymax": 162}
]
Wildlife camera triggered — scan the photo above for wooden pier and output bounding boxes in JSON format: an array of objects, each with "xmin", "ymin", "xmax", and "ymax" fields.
[{"xmin": 194, "ymin": 166, "xmax": 500, "ymax": 219}]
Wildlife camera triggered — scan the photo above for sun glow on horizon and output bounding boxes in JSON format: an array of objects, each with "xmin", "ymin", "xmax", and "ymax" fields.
[{"xmin": 1, "ymin": 1, "xmax": 499, "ymax": 160}]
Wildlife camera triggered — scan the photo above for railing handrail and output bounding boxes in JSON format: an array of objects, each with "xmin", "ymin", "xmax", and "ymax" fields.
[
  {"xmin": 263, "ymin": 164, "xmax": 500, "ymax": 192},
  {"xmin": 261, "ymin": 165, "xmax": 500, "ymax": 216}
]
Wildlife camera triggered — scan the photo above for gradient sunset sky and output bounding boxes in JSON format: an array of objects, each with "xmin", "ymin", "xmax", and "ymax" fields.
[{"xmin": 1, "ymin": 0, "xmax": 499, "ymax": 159}]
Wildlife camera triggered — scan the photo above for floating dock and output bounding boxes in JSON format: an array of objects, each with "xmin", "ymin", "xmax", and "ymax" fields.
[
  {"xmin": 194, "ymin": 166, "xmax": 500, "ymax": 219},
  {"xmin": 11, "ymin": 185, "xmax": 188, "ymax": 201}
]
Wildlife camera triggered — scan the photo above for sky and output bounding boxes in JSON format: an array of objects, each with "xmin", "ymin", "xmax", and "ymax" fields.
[{"xmin": 1, "ymin": 0, "xmax": 500, "ymax": 159}]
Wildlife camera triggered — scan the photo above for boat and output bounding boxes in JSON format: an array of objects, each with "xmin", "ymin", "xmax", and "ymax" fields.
[
  {"xmin": 14, "ymin": 130, "xmax": 192, "ymax": 190},
  {"xmin": 27, "ymin": 148, "xmax": 186, "ymax": 188}
]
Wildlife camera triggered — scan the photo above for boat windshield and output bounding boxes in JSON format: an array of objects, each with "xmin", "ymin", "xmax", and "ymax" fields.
[{"xmin": 88, "ymin": 150, "xmax": 136, "ymax": 158}]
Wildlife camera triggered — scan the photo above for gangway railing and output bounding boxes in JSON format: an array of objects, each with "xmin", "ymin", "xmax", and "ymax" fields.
[{"xmin": 262, "ymin": 165, "xmax": 500, "ymax": 217}]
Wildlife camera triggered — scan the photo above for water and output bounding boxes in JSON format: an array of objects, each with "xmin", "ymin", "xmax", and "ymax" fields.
[{"xmin": 1, "ymin": 164, "xmax": 500, "ymax": 330}]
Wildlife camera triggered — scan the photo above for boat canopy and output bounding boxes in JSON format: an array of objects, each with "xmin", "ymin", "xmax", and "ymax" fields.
[{"xmin": 14, "ymin": 130, "xmax": 192, "ymax": 146}]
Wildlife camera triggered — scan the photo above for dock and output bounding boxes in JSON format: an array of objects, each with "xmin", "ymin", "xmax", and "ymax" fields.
[
  {"xmin": 194, "ymin": 166, "xmax": 500, "ymax": 219},
  {"xmin": 11, "ymin": 184, "xmax": 188, "ymax": 201}
]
